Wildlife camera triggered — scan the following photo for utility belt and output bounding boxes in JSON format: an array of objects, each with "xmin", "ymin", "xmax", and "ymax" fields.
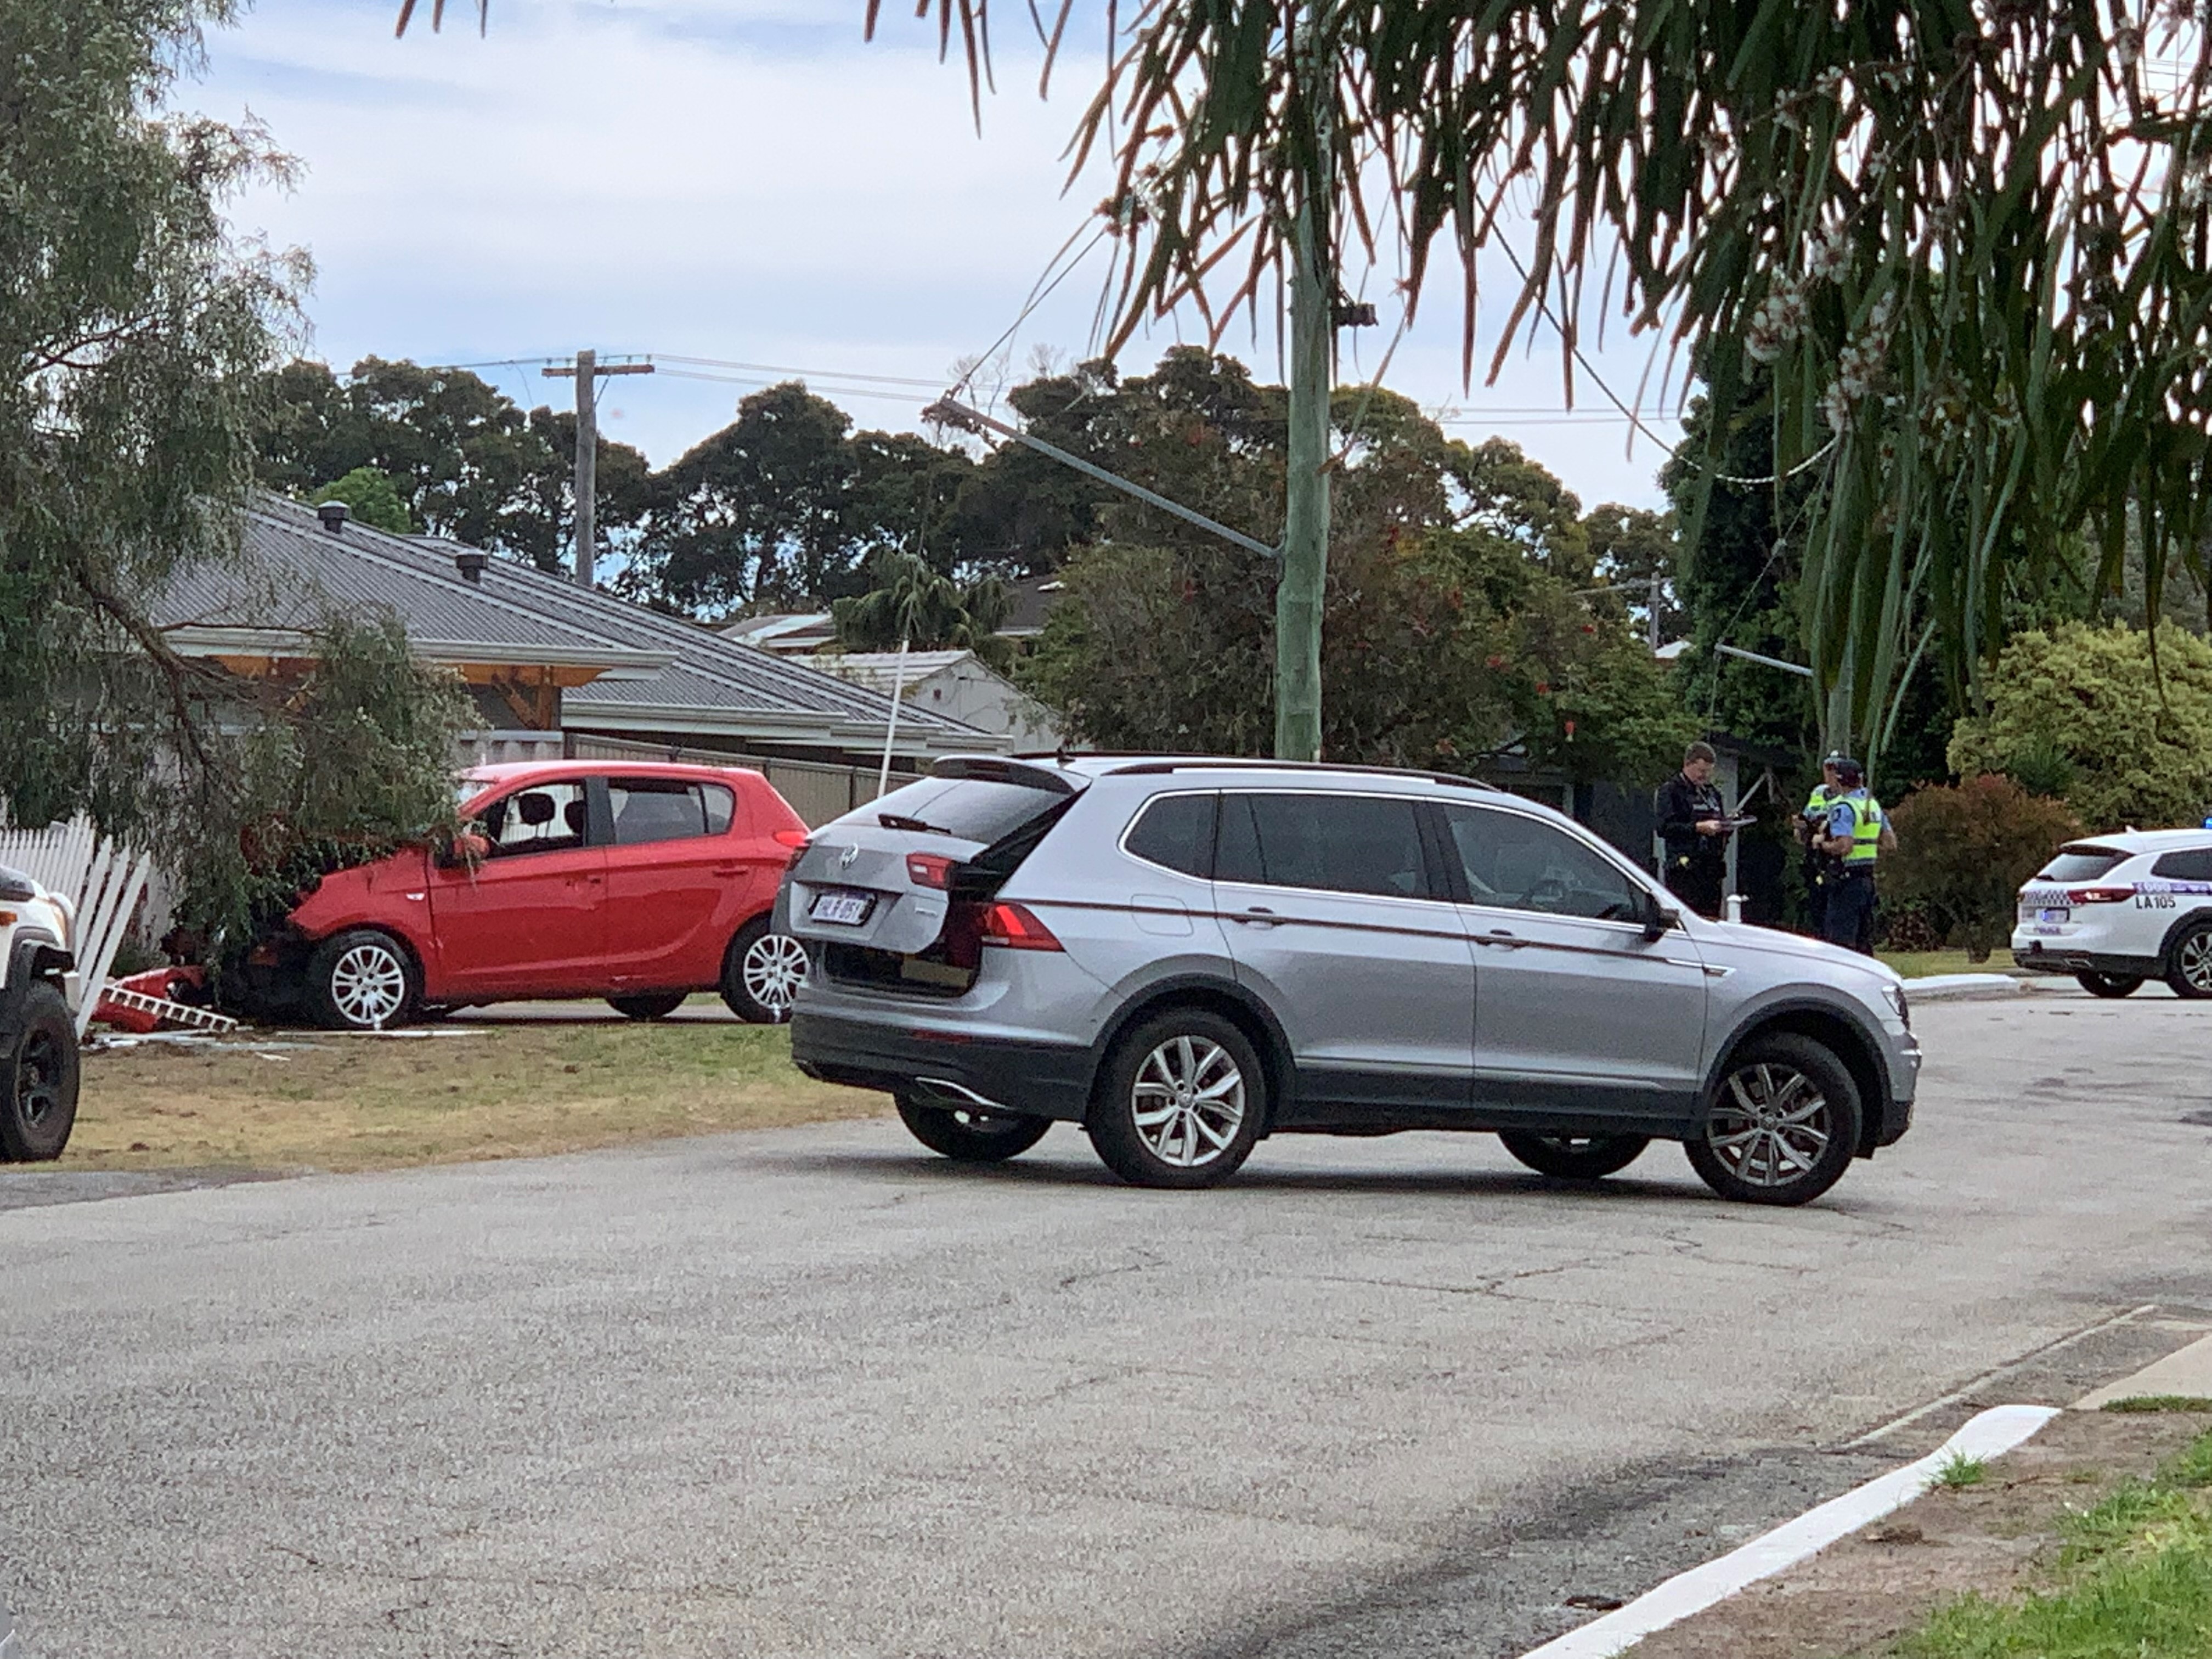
[{"xmin": 1835, "ymin": 863, "xmax": 1877, "ymax": 881}]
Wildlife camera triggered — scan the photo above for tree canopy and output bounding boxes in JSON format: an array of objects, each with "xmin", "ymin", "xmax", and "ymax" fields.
[
  {"xmin": 255, "ymin": 357, "xmax": 652, "ymax": 573},
  {"xmin": 1019, "ymin": 349, "xmax": 1694, "ymax": 781},
  {"xmin": 2, "ymin": 1, "xmax": 474, "ymax": 950},
  {"xmin": 871, "ymin": 1, "xmax": 2212, "ymax": 764}
]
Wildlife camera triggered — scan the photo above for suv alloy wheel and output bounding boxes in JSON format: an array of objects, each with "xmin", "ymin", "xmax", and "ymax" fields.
[
  {"xmin": 2166, "ymin": 919, "xmax": 2212, "ymax": 999},
  {"xmin": 1684, "ymin": 1032, "xmax": 1863, "ymax": 1206},
  {"xmin": 1087, "ymin": 1009, "xmax": 1265, "ymax": 1189}
]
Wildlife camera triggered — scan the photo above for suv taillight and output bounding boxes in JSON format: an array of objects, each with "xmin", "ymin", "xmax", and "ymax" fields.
[
  {"xmin": 906, "ymin": 852, "xmax": 956, "ymax": 890},
  {"xmin": 977, "ymin": 901, "xmax": 1062, "ymax": 951},
  {"xmin": 2069, "ymin": 885, "xmax": 2135, "ymax": 904}
]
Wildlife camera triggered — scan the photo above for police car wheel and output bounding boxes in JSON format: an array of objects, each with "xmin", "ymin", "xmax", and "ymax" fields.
[
  {"xmin": 2164, "ymin": 922, "xmax": 2212, "ymax": 1000},
  {"xmin": 2076, "ymin": 972, "xmax": 2143, "ymax": 999}
]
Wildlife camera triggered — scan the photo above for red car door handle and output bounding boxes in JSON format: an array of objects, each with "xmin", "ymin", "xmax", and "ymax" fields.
[{"xmin": 713, "ymin": 863, "xmax": 745, "ymax": 876}]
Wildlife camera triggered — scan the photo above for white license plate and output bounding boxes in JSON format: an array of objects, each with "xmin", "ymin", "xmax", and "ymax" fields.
[
  {"xmin": 809, "ymin": 889, "xmax": 875, "ymax": 926},
  {"xmin": 2038, "ymin": 907, "xmax": 2070, "ymax": 924}
]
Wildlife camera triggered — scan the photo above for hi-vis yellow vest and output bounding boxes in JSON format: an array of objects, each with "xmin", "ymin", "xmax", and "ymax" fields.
[{"xmin": 1839, "ymin": 792, "xmax": 1884, "ymax": 866}]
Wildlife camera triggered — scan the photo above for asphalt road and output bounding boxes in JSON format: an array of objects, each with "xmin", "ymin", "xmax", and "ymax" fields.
[{"xmin": 4, "ymin": 990, "xmax": 2211, "ymax": 1659}]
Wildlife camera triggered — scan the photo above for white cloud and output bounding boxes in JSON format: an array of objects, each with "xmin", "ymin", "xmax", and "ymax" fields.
[{"xmin": 188, "ymin": 0, "xmax": 1679, "ymax": 505}]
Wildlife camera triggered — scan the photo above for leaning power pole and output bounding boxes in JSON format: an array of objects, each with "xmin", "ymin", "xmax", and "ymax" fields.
[
  {"xmin": 543, "ymin": 350, "xmax": 653, "ymax": 588},
  {"xmin": 1277, "ymin": 1, "xmax": 1333, "ymax": 763}
]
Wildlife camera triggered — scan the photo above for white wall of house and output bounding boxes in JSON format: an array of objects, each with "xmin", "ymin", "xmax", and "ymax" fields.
[{"xmin": 816, "ymin": 652, "xmax": 1066, "ymax": 752}]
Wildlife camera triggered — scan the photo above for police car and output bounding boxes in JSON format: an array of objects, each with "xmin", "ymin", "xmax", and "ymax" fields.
[{"xmin": 2012, "ymin": 830, "xmax": 2212, "ymax": 997}]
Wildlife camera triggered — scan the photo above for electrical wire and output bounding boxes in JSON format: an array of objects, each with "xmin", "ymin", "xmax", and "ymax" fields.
[{"xmin": 1486, "ymin": 238, "xmax": 1838, "ymax": 487}]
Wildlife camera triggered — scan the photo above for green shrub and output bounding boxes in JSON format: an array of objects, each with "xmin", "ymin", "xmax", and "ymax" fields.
[
  {"xmin": 1949, "ymin": 621, "xmax": 2212, "ymax": 830},
  {"xmin": 1882, "ymin": 777, "xmax": 2084, "ymax": 962}
]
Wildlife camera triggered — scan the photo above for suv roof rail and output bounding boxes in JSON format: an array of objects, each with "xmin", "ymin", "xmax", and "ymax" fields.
[{"xmin": 1096, "ymin": 757, "xmax": 1501, "ymax": 793}]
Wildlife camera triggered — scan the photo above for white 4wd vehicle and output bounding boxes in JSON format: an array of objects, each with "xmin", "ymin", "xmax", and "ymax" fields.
[
  {"xmin": 0, "ymin": 862, "xmax": 80, "ymax": 1160},
  {"xmin": 2013, "ymin": 830, "xmax": 2212, "ymax": 998}
]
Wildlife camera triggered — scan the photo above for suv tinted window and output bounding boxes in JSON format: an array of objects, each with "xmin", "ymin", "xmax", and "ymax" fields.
[
  {"xmin": 2038, "ymin": 846, "xmax": 2128, "ymax": 883},
  {"xmin": 1441, "ymin": 805, "xmax": 1643, "ymax": 922},
  {"xmin": 2152, "ymin": 848, "xmax": 2212, "ymax": 882},
  {"xmin": 874, "ymin": 776, "xmax": 1066, "ymax": 846},
  {"xmin": 1124, "ymin": 793, "xmax": 1216, "ymax": 878},
  {"xmin": 477, "ymin": 782, "xmax": 588, "ymax": 857},
  {"xmin": 1215, "ymin": 792, "xmax": 1434, "ymax": 899},
  {"xmin": 608, "ymin": 778, "xmax": 736, "ymax": 845}
]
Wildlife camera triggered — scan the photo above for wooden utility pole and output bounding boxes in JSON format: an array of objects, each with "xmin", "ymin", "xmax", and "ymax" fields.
[
  {"xmin": 1276, "ymin": 2, "xmax": 1333, "ymax": 763},
  {"xmin": 543, "ymin": 351, "xmax": 653, "ymax": 588}
]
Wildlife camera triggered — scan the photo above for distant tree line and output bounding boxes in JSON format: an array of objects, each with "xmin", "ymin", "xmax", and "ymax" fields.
[{"xmin": 256, "ymin": 348, "xmax": 1694, "ymax": 784}]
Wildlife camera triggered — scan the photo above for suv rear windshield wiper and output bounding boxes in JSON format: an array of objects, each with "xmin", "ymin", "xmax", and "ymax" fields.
[{"xmin": 878, "ymin": 812, "xmax": 953, "ymax": 835}]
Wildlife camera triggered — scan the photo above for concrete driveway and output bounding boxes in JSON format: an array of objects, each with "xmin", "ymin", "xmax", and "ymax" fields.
[{"xmin": 3, "ymin": 992, "xmax": 2209, "ymax": 1658}]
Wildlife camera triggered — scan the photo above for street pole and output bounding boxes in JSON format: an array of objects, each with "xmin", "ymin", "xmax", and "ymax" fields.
[
  {"xmin": 543, "ymin": 352, "xmax": 654, "ymax": 589},
  {"xmin": 572, "ymin": 348, "xmax": 596, "ymax": 588},
  {"xmin": 1276, "ymin": 4, "xmax": 1331, "ymax": 763}
]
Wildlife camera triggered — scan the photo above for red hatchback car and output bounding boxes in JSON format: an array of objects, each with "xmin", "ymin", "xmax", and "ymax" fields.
[{"xmin": 246, "ymin": 761, "xmax": 812, "ymax": 1030}]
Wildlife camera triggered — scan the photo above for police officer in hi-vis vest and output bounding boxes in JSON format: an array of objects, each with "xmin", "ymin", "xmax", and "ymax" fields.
[
  {"xmin": 1814, "ymin": 756, "xmax": 1897, "ymax": 954},
  {"xmin": 1795, "ymin": 753, "xmax": 1849, "ymax": 939}
]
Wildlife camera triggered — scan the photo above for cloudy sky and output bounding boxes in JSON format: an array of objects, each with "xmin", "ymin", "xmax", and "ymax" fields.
[{"xmin": 188, "ymin": 0, "xmax": 1681, "ymax": 510}]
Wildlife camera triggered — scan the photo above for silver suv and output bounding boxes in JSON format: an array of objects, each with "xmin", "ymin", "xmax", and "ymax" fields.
[{"xmin": 783, "ymin": 758, "xmax": 1918, "ymax": 1205}]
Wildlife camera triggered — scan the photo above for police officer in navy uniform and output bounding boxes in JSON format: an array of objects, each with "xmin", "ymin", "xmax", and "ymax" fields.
[
  {"xmin": 1815, "ymin": 756, "xmax": 1897, "ymax": 954},
  {"xmin": 1795, "ymin": 753, "xmax": 1849, "ymax": 939},
  {"xmin": 1656, "ymin": 740, "xmax": 1733, "ymax": 919}
]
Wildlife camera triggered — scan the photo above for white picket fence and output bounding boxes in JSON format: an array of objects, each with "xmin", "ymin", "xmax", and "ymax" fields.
[{"xmin": 0, "ymin": 815, "xmax": 154, "ymax": 1037}]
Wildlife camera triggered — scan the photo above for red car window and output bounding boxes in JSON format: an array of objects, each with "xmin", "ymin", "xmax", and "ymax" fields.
[
  {"xmin": 477, "ymin": 782, "xmax": 589, "ymax": 857},
  {"xmin": 607, "ymin": 778, "xmax": 736, "ymax": 847}
]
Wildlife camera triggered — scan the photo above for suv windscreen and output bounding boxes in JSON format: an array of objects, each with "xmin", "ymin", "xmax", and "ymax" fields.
[
  {"xmin": 1215, "ymin": 792, "xmax": 1434, "ymax": 899},
  {"xmin": 1441, "ymin": 804, "xmax": 1643, "ymax": 922},
  {"xmin": 875, "ymin": 776, "xmax": 1069, "ymax": 847},
  {"xmin": 2037, "ymin": 847, "xmax": 2128, "ymax": 883}
]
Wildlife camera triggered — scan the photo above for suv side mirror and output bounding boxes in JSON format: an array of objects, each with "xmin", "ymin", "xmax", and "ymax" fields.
[{"xmin": 1643, "ymin": 894, "xmax": 1679, "ymax": 943}]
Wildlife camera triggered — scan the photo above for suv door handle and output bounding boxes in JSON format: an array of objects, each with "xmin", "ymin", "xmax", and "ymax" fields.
[
  {"xmin": 1232, "ymin": 906, "xmax": 1281, "ymax": 928},
  {"xmin": 1475, "ymin": 929, "xmax": 1527, "ymax": 949}
]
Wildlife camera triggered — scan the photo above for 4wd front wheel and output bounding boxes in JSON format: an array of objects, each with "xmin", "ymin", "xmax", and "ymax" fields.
[
  {"xmin": 895, "ymin": 1094, "xmax": 1050, "ymax": 1163},
  {"xmin": 608, "ymin": 992, "xmax": 686, "ymax": 1021},
  {"xmin": 1, "ymin": 981, "xmax": 78, "ymax": 1161},
  {"xmin": 304, "ymin": 929, "xmax": 417, "ymax": 1031},
  {"xmin": 1685, "ymin": 1032, "xmax": 1863, "ymax": 1206},
  {"xmin": 2077, "ymin": 972, "xmax": 2143, "ymax": 999},
  {"xmin": 1087, "ymin": 1011, "xmax": 1265, "ymax": 1189},
  {"xmin": 1499, "ymin": 1131, "xmax": 1649, "ymax": 1181}
]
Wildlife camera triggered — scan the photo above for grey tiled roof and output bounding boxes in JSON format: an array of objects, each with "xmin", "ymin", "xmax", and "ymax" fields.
[{"xmin": 155, "ymin": 496, "xmax": 998, "ymax": 748}]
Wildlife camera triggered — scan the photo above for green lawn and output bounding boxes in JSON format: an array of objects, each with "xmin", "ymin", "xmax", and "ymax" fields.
[
  {"xmin": 1899, "ymin": 1426, "xmax": 2212, "ymax": 1659},
  {"xmin": 1878, "ymin": 950, "xmax": 2027, "ymax": 979}
]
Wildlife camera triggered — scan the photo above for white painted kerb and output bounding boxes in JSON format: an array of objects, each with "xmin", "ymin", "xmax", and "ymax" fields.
[{"xmin": 1517, "ymin": 1404, "xmax": 2061, "ymax": 1659}]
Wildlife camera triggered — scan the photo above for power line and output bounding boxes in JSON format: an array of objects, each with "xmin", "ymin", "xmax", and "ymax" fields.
[
  {"xmin": 653, "ymin": 354, "xmax": 945, "ymax": 388},
  {"xmin": 652, "ymin": 368, "xmax": 930, "ymax": 407}
]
